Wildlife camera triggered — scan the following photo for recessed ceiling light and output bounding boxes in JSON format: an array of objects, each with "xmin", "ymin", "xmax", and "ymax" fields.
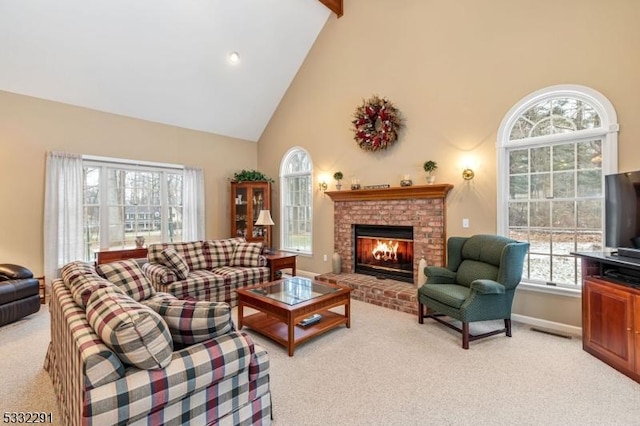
[{"xmin": 228, "ymin": 51, "xmax": 240, "ymax": 64}]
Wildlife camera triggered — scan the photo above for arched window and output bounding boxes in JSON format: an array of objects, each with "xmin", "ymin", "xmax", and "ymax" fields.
[
  {"xmin": 497, "ymin": 85, "xmax": 618, "ymax": 290},
  {"xmin": 280, "ymin": 147, "xmax": 313, "ymax": 254}
]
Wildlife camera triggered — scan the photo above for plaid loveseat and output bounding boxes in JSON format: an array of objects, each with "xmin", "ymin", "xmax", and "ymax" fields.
[
  {"xmin": 143, "ymin": 238, "xmax": 270, "ymax": 307},
  {"xmin": 44, "ymin": 262, "xmax": 271, "ymax": 426}
]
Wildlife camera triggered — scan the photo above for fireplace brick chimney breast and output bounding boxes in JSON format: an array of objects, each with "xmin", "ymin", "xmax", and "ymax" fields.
[
  {"xmin": 326, "ymin": 185, "xmax": 453, "ymax": 286},
  {"xmin": 318, "ymin": 185, "xmax": 453, "ymax": 315}
]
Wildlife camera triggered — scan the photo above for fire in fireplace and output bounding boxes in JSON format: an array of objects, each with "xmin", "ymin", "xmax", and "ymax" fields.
[{"xmin": 353, "ymin": 224, "xmax": 414, "ymax": 283}]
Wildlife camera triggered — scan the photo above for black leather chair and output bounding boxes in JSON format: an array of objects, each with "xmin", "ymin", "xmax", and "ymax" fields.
[{"xmin": 0, "ymin": 264, "xmax": 41, "ymax": 326}]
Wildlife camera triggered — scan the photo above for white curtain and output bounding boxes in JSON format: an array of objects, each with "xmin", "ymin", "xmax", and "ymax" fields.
[
  {"xmin": 44, "ymin": 152, "xmax": 84, "ymax": 284},
  {"xmin": 183, "ymin": 166, "xmax": 205, "ymax": 241}
]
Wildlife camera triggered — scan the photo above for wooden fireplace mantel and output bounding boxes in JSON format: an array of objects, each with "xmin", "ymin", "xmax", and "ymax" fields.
[{"xmin": 325, "ymin": 184, "xmax": 453, "ymax": 202}]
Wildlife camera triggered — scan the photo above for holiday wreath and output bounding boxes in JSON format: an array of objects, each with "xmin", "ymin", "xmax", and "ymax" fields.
[{"xmin": 352, "ymin": 95, "xmax": 403, "ymax": 151}]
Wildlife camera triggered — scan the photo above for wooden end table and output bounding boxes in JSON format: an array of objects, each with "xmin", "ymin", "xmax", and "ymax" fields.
[
  {"xmin": 264, "ymin": 251, "xmax": 297, "ymax": 281},
  {"xmin": 237, "ymin": 277, "xmax": 351, "ymax": 356},
  {"xmin": 35, "ymin": 276, "xmax": 46, "ymax": 304}
]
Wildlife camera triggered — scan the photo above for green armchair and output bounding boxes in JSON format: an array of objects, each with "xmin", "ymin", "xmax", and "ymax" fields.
[{"xmin": 417, "ymin": 234, "xmax": 529, "ymax": 349}]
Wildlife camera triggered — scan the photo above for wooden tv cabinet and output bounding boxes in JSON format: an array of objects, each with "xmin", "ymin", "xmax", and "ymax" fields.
[{"xmin": 574, "ymin": 252, "xmax": 640, "ymax": 383}]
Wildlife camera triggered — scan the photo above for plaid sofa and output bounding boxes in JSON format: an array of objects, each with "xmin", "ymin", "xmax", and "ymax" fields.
[
  {"xmin": 45, "ymin": 271, "xmax": 271, "ymax": 425},
  {"xmin": 143, "ymin": 239, "xmax": 270, "ymax": 307}
]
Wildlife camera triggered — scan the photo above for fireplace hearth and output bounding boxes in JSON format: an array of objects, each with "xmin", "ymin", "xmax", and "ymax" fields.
[{"xmin": 353, "ymin": 224, "xmax": 414, "ymax": 283}]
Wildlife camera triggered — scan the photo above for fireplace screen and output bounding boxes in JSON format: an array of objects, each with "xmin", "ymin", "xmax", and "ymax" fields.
[{"xmin": 353, "ymin": 224, "xmax": 414, "ymax": 283}]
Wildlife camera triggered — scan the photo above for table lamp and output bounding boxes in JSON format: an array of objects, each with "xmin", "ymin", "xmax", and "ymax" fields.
[{"xmin": 255, "ymin": 210, "xmax": 274, "ymax": 253}]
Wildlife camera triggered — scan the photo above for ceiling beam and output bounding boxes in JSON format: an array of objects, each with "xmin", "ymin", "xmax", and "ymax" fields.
[{"xmin": 319, "ymin": 0, "xmax": 343, "ymax": 18}]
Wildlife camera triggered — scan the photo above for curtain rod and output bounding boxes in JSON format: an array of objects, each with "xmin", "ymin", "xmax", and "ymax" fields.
[{"xmin": 82, "ymin": 154, "xmax": 184, "ymax": 171}]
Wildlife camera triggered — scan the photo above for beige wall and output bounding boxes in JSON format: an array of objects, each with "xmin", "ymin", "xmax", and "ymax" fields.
[
  {"xmin": 0, "ymin": 90, "xmax": 258, "ymax": 275},
  {"xmin": 257, "ymin": 0, "xmax": 640, "ymax": 327}
]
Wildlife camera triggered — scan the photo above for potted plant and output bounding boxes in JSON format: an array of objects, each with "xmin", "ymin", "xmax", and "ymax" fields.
[
  {"xmin": 233, "ymin": 169, "xmax": 274, "ymax": 183},
  {"xmin": 423, "ymin": 161, "xmax": 438, "ymax": 184},
  {"xmin": 333, "ymin": 171, "xmax": 344, "ymax": 190}
]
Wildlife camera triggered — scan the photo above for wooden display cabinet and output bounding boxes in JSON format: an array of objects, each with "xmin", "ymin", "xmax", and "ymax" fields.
[{"xmin": 230, "ymin": 181, "xmax": 271, "ymax": 246}]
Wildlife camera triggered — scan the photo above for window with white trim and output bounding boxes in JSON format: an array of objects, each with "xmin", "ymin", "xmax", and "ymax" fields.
[
  {"xmin": 83, "ymin": 158, "xmax": 184, "ymax": 261},
  {"xmin": 497, "ymin": 85, "xmax": 618, "ymax": 290},
  {"xmin": 280, "ymin": 148, "xmax": 313, "ymax": 254}
]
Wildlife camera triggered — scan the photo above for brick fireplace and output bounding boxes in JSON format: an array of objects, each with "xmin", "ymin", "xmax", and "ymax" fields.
[{"xmin": 317, "ymin": 184, "xmax": 453, "ymax": 315}]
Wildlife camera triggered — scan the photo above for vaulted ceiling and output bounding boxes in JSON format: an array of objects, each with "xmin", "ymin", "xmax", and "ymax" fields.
[{"xmin": 0, "ymin": 0, "xmax": 336, "ymax": 141}]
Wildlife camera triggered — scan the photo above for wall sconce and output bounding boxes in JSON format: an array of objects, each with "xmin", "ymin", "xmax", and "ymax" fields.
[
  {"xmin": 460, "ymin": 155, "xmax": 477, "ymax": 181},
  {"xmin": 462, "ymin": 168, "xmax": 475, "ymax": 180},
  {"xmin": 318, "ymin": 174, "xmax": 329, "ymax": 192}
]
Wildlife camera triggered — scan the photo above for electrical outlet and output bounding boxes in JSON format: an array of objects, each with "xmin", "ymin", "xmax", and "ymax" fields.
[
  {"xmin": 323, "ymin": 254, "xmax": 328, "ymax": 262},
  {"xmin": 462, "ymin": 218, "xmax": 470, "ymax": 228}
]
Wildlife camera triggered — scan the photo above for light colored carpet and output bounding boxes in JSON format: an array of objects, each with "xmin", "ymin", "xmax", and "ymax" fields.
[{"xmin": 2, "ymin": 301, "xmax": 640, "ymax": 425}]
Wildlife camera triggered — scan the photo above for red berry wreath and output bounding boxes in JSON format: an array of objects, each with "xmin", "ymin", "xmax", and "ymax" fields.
[{"xmin": 352, "ymin": 95, "xmax": 403, "ymax": 151}]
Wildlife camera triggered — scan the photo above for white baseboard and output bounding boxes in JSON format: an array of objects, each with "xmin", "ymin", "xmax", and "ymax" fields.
[{"xmin": 512, "ymin": 313, "xmax": 582, "ymax": 337}]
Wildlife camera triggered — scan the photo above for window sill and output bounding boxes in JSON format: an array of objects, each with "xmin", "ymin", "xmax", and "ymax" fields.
[
  {"xmin": 516, "ymin": 281, "xmax": 582, "ymax": 298},
  {"xmin": 278, "ymin": 249, "xmax": 312, "ymax": 258}
]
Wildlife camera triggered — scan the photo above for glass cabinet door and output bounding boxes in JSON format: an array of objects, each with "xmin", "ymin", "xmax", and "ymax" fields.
[
  {"xmin": 252, "ymin": 187, "xmax": 266, "ymax": 238},
  {"xmin": 234, "ymin": 186, "xmax": 248, "ymax": 238}
]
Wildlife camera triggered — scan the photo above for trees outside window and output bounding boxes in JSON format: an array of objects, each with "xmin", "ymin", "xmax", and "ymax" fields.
[
  {"xmin": 497, "ymin": 85, "xmax": 618, "ymax": 289},
  {"xmin": 83, "ymin": 160, "xmax": 183, "ymax": 261}
]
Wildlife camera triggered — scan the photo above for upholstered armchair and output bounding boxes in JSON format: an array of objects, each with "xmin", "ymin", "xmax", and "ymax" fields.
[{"xmin": 417, "ymin": 234, "xmax": 529, "ymax": 349}]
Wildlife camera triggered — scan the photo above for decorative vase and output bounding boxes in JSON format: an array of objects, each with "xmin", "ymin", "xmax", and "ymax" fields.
[
  {"xmin": 135, "ymin": 236, "xmax": 145, "ymax": 248},
  {"xmin": 426, "ymin": 175, "xmax": 436, "ymax": 184},
  {"xmin": 332, "ymin": 251, "xmax": 342, "ymax": 274},
  {"xmin": 418, "ymin": 256, "xmax": 428, "ymax": 287},
  {"xmin": 400, "ymin": 179, "xmax": 413, "ymax": 187},
  {"xmin": 336, "ymin": 182, "xmax": 342, "ymax": 190}
]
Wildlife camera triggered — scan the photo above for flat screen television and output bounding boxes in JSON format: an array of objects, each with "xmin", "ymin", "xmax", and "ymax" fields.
[{"xmin": 605, "ymin": 170, "xmax": 640, "ymax": 255}]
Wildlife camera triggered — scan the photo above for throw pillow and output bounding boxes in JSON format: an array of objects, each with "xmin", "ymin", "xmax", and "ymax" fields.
[
  {"xmin": 204, "ymin": 238, "xmax": 241, "ymax": 268},
  {"xmin": 161, "ymin": 248, "xmax": 190, "ymax": 280},
  {"xmin": 96, "ymin": 259, "xmax": 155, "ymax": 301},
  {"xmin": 60, "ymin": 261, "xmax": 113, "ymax": 308},
  {"xmin": 86, "ymin": 287, "xmax": 173, "ymax": 370},
  {"xmin": 61, "ymin": 260, "xmax": 98, "ymax": 283},
  {"xmin": 229, "ymin": 242, "xmax": 263, "ymax": 267},
  {"xmin": 143, "ymin": 294, "xmax": 234, "ymax": 344}
]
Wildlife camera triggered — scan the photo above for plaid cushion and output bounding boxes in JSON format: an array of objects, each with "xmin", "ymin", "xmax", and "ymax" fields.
[
  {"xmin": 161, "ymin": 248, "xmax": 190, "ymax": 280},
  {"xmin": 155, "ymin": 270, "xmax": 230, "ymax": 302},
  {"xmin": 142, "ymin": 262, "xmax": 176, "ymax": 285},
  {"xmin": 144, "ymin": 291, "xmax": 178, "ymax": 304},
  {"xmin": 212, "ymin": 266, "xmax": 269, "ymax": 288},
  {"xmin": 204, "ymin": 238, "xmax": 245, "ymax": 268},
  {"xmin": 61, "ymin": 260, "xmax": 97, "ymax": 283},
  {"xmin": 86, "ymin": 287, "xmax": 173, "ymax": 369},
  {"xmin": 61, "ymin": 261, "xmax": 113, "ymax": 308},
  {"xmin": 148, "ymin": 241, "xmax": 208, "ymax": 271},
  {"xmin": 143, "ymin": 294, "xmax": 234, "ymax": 344},
  {"xmin": 230, "ymin": 242, "xmax": 263, "ymax": 267},
  {"xmin": 96, "ymin": 259, "xmax": 155, "ymax": 301}
]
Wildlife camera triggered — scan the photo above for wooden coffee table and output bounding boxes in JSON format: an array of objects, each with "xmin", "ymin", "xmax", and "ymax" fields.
[{"xmin": 237, "ymin": 277, "xmax": 351, "ymax": 356}]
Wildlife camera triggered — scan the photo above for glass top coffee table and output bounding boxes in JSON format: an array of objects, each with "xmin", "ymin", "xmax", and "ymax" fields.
[{"xmin": 236, "ymin": 277, "xmax": 351, "ymax": 356}]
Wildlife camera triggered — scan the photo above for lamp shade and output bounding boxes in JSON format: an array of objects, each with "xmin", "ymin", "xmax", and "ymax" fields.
[{"xmin": 255, "ymin": 210, "xmax": 274, "ymax": 226}]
